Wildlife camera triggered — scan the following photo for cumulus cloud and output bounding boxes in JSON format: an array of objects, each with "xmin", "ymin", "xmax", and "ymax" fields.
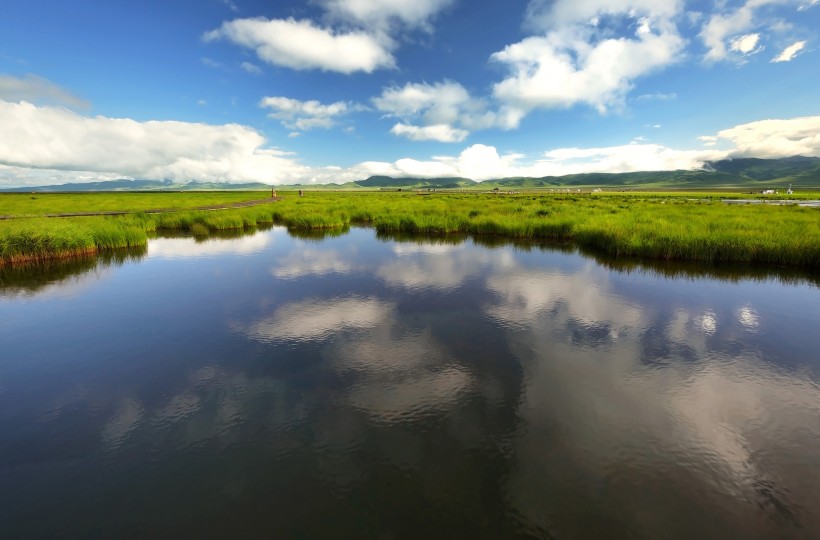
[
  {"xmin": 1, "ymin": 96, "xmax": 815, "ymax": 187},
  {"xmin": 373, "ymin": 80, "xmax": 500, "ymax": 141},
  {"xmin": 203, "ymin": 17, "xmax": 395, "ymax": 73},
  {"xmin": 374, "ymin": 81, "xmax": 469, "ymax": 122},
  {"xmin": 390, "ymin": 123, "xmax": 469, "ymax": 143},
  {"xmin": 0, "ymin": 73, "xmax": 89, "ymax": 110},
  {"xmin": 771, "ymin": 40, "xmax": 807, "ymax": 62},
  {"xmin": 699, "ymin": 2, "xmax": 759, "ymax": 61},
  {"xmin": 259, "ymin": 96, "xmax": 353, "ymax": 131},
  {"xmin": 729, "ymin": 33, "xmax": 763, "ymax": 55},
  {"xmin": 0, "ymin": 99, "xmax": 311, "ymax": 184},
  {"xmin": 539, "ymin": 143, "xmax": 726, "ymax": 173},
  {"xmin": 448, "ymin": 144, "xmax": 522, "ymax": 179},
  {"xmin": 716, "ymin": 116, "xmax": 820, "ymax": 158},
  {"xmin": 344, "ymin": 141, "xmax": 725, "ymax": 182},
  {"xmin": 491, "ymin": 1, "xmax": 685, "ymax": 122},
  {"xmin": 206, "ymin": 1, "xmax": 454, "ymax": 75}
]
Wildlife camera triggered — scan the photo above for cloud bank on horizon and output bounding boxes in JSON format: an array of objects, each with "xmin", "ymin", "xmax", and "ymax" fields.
[{"xmin": 0, "ymin": 0, "xmax": 817, "ymax": 186}]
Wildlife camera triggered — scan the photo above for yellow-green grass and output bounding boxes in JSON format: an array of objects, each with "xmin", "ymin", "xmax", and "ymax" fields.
[{"xmin": 2, "ymin": 191, "xmax": 819, "ymax": 268}]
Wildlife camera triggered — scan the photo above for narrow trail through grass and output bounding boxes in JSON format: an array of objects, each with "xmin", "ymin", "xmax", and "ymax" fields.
[{"xmin": 0, "ymin": 197, "xmax": 281, "ymax": 220}]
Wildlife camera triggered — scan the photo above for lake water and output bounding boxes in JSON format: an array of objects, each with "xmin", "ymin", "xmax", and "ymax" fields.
[{"xmin": 1, "ymin": 226, "xmax": 819, "ymax": 539}]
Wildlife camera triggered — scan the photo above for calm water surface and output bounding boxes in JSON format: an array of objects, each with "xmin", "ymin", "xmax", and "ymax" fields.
[{"xmin": 1, "ymin": 226, "xmax": 819, "ymax": 539}]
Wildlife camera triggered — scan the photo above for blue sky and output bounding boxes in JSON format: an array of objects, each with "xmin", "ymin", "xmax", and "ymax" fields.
[{"xmin": 0, "ymin": 0, "xmax": 818, "ymax": 185}]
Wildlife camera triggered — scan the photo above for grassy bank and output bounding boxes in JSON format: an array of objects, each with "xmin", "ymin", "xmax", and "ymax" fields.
[{"xmin": 2, "ymin": 191, "xmax": 819, "ymax": 268}]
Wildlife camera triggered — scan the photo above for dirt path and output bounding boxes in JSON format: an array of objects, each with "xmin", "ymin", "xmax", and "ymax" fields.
[{"xmin": 0, "ymin": 197, "xmax": 281, "ymax": 220}]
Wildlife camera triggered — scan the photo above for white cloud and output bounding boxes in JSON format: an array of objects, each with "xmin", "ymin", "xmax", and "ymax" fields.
[
  {"xmin": 374, "ymin": 81, "xmax": 469, "ymax": 123},
  {"xmin": 449, "ymin": 144, "xmax": 522, "ymax": 179},
  {"xmin": 389, "ymin": 123, "xmax": 469, "ymax": 143},
  {"xmin": 525, "ymin": 0, "xmax": 684, "ymax": 31},
  {"xmin": 374, "ymin": 80, "xmax": 500, "ymax": 140},
  {"xmin": 717, "ymin": 116, "xmax": 820, "ymax": 158},
  {"xmin": 240, "ymin": 61, "xmax": 262, "ymax": 74},
  {"xmin": 259, "ymin": 96, "xmax": 353, "ymax": 131},
  {"xmin": 0, "ymin": 99, "xmax": 312, "ymax": 185},
  {"xmin": 635, "ymin": 92, "xmax": 677, "ymax": 101},
  {"xmin": 271, "ymin": 247, "xmax": 358, "ymax": 279},
  {"xmin": 699, "ymin": 2, "xmax": 758, "ymax": 61},
  {"xmin": 219, "ymin": 0, "xmax": 239, "ymax": 12},
  {"xmin": 322, "ymin": 0, "xmax": 453, "ymax": 30},
  {"xmin": 538, "ymin": 143, "xmax": 725, "ymax": 174},
  {"xmin": 699, "ymin": 0, "xmax": 810, "ymax": 62},
  {"xmin": 1, "ymin": 99, "xmax": 814, "ymax": 187},
  {"xmin": 201, "ymin": 57, "xmax": 224, "ymax": 69},
  {"xmin": 729, "ymin": 32, "xmax": 763, "ymax": 55},
  {"xmin": 485, "ymin": 266, "xmax": 645, "ymax": 331},
  {"xmin": 240, "ymin": 297, "xmax": 394, "ymax": 342},
  {"xmin": 148, "ymin": 234, "xmax": 273, "ymax": 259},
  {"xmin": 491, "ymin": 1, "xmax": 685, "ymax": 122},
  {"xmin": 346, "ymin": 141, "xmax": 725, "ymax": 182},
  {"xmin": 387, "ymin": 157, "xmax": 455, "ymax": 177},
  {"xmin": 0, "ymin": 74, "xmax": 89, "ymax": 109},
  {"xmin": 204, "ymin": 17, "xmax": 395, "ymax": 74},
  {"xmin": 0, "ymin": 163, "xmax": 127, "ymax": 187},
  {"xmin": 771, "ymin": 40, "xmax": 807, "ymax": 62}
]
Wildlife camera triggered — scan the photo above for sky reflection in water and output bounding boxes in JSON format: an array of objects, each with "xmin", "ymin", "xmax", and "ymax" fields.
[{"xmin": 1, "ymin": 226, "xmax": 819, "ymax": 539}]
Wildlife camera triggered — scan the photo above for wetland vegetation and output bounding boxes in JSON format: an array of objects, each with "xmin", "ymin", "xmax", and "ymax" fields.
[{"xmin": 1, "ymin": 190, "xmax": 819, "ymax": 268}]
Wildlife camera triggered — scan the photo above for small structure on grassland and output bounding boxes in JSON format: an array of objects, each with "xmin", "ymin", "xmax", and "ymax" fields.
[
  {"xmin": 787, "ymin": 184, "xmax": 794, "ymax": 195},
  {"xmin": 761, "ymin": 189, "xmax": 777, "ymax": 195}
]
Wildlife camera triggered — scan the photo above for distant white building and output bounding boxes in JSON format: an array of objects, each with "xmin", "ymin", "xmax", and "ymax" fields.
[{"xmin": 761, "ymin": 189, "xmax": 776, "ymax": 195}]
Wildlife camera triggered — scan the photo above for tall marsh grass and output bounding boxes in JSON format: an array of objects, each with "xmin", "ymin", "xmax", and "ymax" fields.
[{"xmin": 2, "ymin": 191, "xmax": 819, "ymax": 268}]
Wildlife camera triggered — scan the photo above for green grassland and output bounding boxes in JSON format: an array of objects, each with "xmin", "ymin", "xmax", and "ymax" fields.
[
  {"xmin": 0, "ymin": 191, "xmax": 268, "ymax": 216},
  {"xmin": 2, "ymin": 191, "xmax": 819, "ymax": 268}
]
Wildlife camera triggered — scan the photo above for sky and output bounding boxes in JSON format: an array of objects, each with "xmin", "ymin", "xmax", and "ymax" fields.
[{"xmin": 0, "ymin": 0, "xmax": 818, "ymax": 186}]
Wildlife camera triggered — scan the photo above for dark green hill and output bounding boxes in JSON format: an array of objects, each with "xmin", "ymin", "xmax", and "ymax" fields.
[
  {"xmin": 342, "ymin": 176, "xmax": 477, "ymax": 189},
  {"xmin": 344, "ymin": 157, "xmax": 820, "ymax": 190},
  {"xmin": 705, "ymin": 156, "xmax": 820, "ymax": 180}
]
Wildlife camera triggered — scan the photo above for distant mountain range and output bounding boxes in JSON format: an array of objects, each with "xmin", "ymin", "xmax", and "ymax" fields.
[
  {"xmin": 3, "ymin": 156, "xmax": 819, "ymax": 192},
  {"xmin": 339, "ymin": 156, "xmax": 820, "ymax": 190},
  {"xmin": 1, "ymin": 179, "xmax": 273, "ymax": 192}
]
